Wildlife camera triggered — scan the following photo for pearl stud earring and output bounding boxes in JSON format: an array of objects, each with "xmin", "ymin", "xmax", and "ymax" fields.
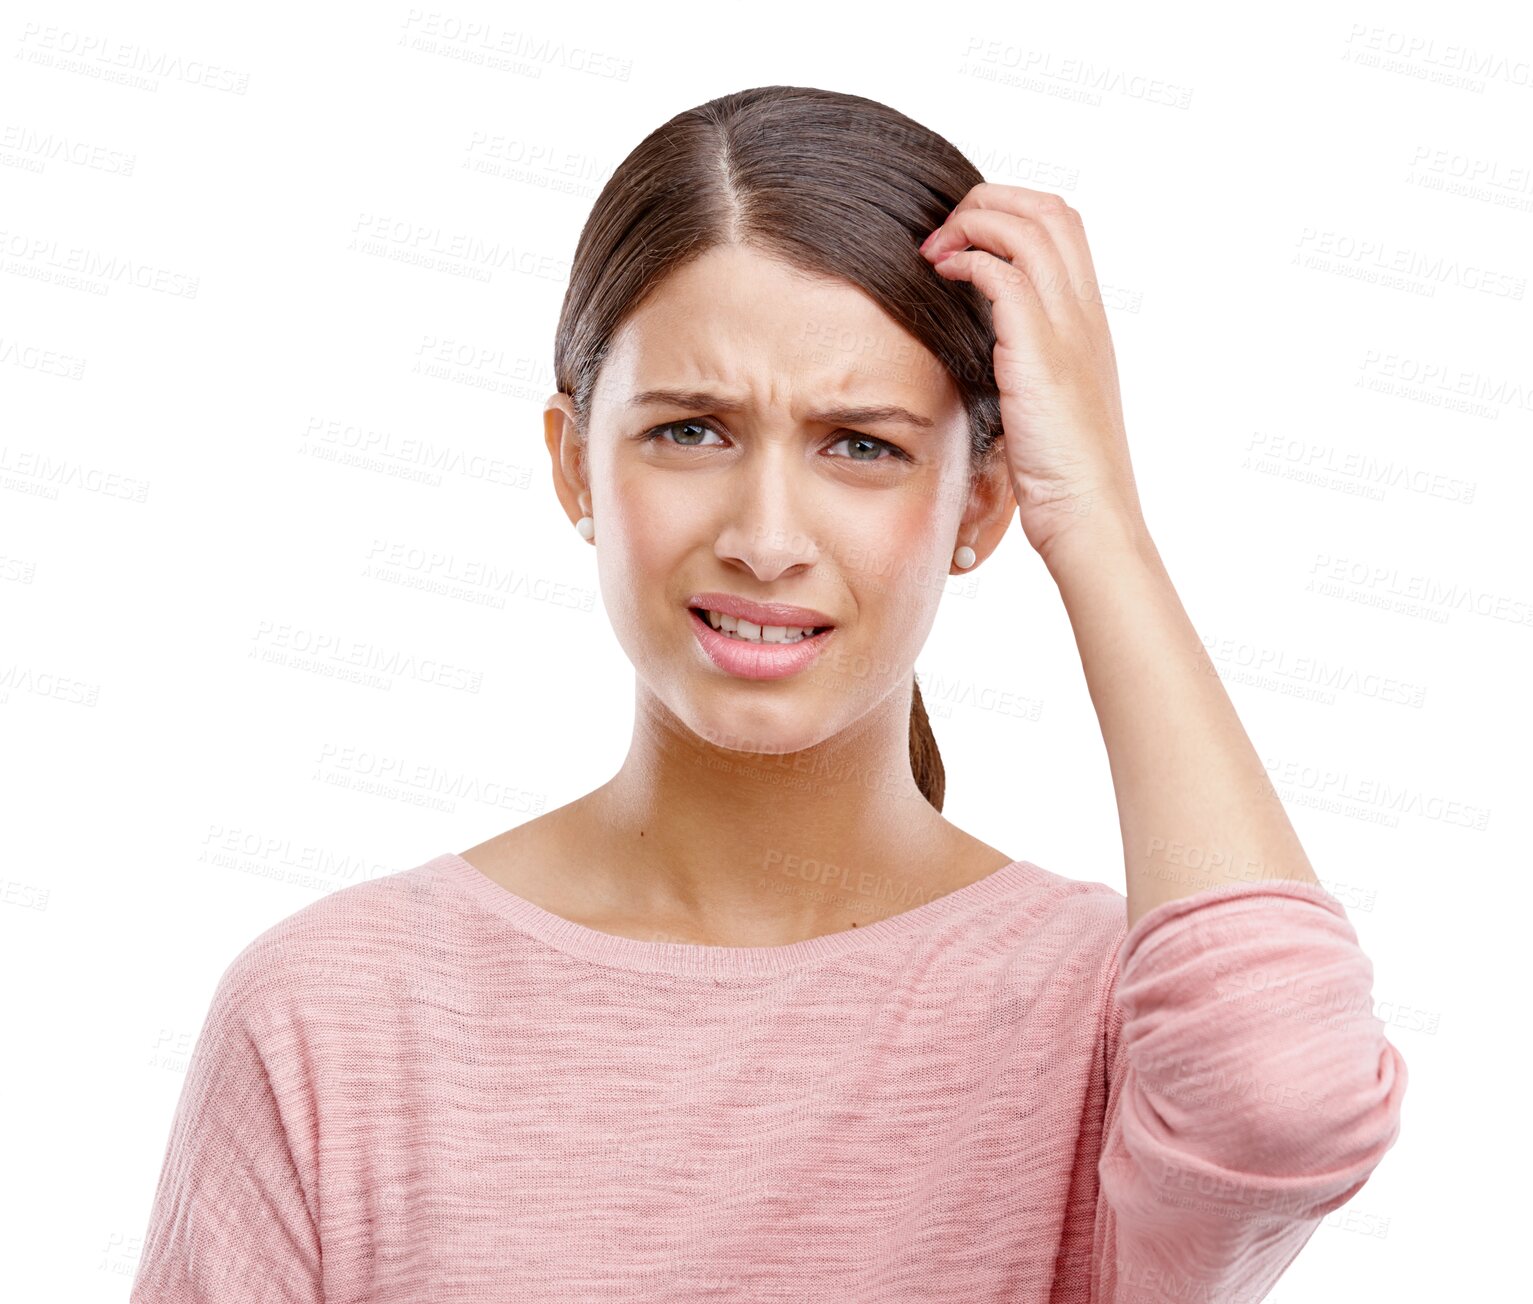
[
  {"xmin": 953, "ymin": 545, "xmax": 976, "ymax": 570},
  {"xmin": 575, "ymin": 515, "xmax": 595, "ymax": 541}
]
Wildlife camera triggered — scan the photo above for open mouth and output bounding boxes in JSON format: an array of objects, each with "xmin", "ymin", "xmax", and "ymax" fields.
[{"xmin": 689, "ymin": 607, "xmax": 834, "ymax": 645}]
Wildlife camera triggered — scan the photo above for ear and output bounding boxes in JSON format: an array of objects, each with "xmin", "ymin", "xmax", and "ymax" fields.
[
  {"xmin": 544, "ymin": 394, "xmax": 591, "ymax": 526},
  {"xmin": 952, "ymin": 442, "xmax": 1018, "ymax": 572}
]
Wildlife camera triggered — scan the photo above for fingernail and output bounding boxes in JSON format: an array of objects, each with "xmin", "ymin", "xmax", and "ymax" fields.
[{"xmin": 919, "ymin": 229, "xmax": 938, "ymax": 253}]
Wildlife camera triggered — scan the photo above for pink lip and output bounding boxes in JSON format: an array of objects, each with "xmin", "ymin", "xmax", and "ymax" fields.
[
  {"xmin": 685, "ymin": 592, "xmax": 836, "ymax": 630},
  {"xmin": 687, "ymin": 607, "xmax": 836, "ymax": 681}
]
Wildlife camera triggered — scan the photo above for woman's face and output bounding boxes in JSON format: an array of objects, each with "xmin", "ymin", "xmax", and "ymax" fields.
[{"xmin": 554, "ymin": 243, "xmax": 1008, "ymax": 756}]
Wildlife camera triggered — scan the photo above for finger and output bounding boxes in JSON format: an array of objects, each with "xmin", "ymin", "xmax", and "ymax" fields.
[
  {"xmin": 923, "ymin": 183, "xmax": 1105, "ymax": 321},
  {"xmin": 933, "ymin": 183, "xmax": 1095, "ymax": 288},
  {"xmin": 924, "ymin": 208, "xmax": 1083, "ymax": 328},
  {"xmin": 929, "ymin": 248, "xmax": 1058, "ymax": 369}
]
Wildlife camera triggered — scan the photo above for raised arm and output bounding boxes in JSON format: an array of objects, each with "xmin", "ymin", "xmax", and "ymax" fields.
[
  {"xmin": 920, "ymin": 184, "xmax": 1404, "ymax": 1300},
  {"xmin": 1044, "ymin": 513, "xmax": 1320, "ymax": 931},
  {"xmin": 920, "ymin": 183, "xmax": 1320, "ymax": 932}
]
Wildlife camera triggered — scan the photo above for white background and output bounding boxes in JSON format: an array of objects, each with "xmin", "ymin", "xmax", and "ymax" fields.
[{"xmin": 4, "ymin": 0, "xmax": 1528, "ymax": 1297}]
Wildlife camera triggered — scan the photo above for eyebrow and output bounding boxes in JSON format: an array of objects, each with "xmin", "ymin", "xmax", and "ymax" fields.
[{"xmin": 628, "ymin": 387, "xmax": 937, "ymax": 432}]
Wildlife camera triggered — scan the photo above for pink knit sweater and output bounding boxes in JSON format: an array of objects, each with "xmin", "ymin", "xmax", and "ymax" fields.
[{"xmin": 130, "ymin": 851, "xmax": 1407, "ymax": 1302}]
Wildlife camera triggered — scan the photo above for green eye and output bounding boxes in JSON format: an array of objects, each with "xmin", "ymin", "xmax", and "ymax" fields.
[
  {"xmin": 641, "ymin": 419, "xmax": 910, "ymax": 463},
  {"xmin": 828, "ymin": 433, "xmax": 906, "ymax": 462},
  {"xmin": 645, "ymin": 419, "xmax": 726, "ymax": 447}
]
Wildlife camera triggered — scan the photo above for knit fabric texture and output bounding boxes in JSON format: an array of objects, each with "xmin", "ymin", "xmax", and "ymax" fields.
[{"xmin": 130, "ymin": 851, "xmax": 1407, "ymax": 1302}]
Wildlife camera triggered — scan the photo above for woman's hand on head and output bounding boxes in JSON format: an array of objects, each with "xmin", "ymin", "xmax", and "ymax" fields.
[{"xmin": 920, "ymin": 183, "xmax": 1147, "ymax": 569}]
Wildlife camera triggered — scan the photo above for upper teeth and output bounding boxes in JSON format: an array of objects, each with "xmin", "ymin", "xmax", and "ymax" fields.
[{"xmin": 703, "ymin": 609, "xmax": 821, "ymax": 643}]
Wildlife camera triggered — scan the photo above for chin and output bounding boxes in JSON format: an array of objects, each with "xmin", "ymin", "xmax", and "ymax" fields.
[{"xmin": 684, "ymin": 700, "xmax": 836, "ymax": 759}]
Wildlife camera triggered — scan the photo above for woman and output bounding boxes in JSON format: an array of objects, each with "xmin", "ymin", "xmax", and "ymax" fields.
[{"xmin": 131, "ymin": 85, "xmax": 1407, "ymax": 1302}]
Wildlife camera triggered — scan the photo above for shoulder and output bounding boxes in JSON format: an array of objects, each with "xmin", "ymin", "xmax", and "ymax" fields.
[
  {"xmin": 992, "ymin": 861, "xmax": 1131, "ymax": 1038},
  {"xmin": 209, "ymin": 856, "xmax": 453, "ymax": 1031},
  {"xmin": 1010, "ymin": 859, "xmax": 1129, "ymax": 957},
  {"xmin": 932, "ymin": 857, "xmax": 1130, "ymax": 1024},
  {"xmin": 999, "ymin": 864, "xmax": 1139, "ymax": 1099}
]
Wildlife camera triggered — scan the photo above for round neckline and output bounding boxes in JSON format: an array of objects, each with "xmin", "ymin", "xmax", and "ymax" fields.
[{"xmin": 428, "ymin": 850, "xmax": 1044, "ymax": 978}]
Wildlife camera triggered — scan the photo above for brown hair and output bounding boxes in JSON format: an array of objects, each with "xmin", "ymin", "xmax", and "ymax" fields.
[{"xmin": 552, "ymin": 85, "xmax": 1003, "ymax": 813}]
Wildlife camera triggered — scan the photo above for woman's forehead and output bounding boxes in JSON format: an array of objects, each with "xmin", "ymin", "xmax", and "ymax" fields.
[
  {"xmin": 626, "ymin": 246, "xmax": 931, "ymax": 357},
  {"xmin": 602, "ymin": 314, "xmax": 954, "ymax": 423},
  {"xmin": 596, "ymin": 344, "xmax": 958, "ymax": 433}
]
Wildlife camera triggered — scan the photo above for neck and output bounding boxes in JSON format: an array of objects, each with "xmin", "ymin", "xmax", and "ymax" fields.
[{"xmin": 580, "ymin": 682, "xmax": 967, "ymax": 945}]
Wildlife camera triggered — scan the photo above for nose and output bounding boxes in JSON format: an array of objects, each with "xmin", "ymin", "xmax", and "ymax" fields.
[{"xmin": 711, "ymin": 445, "xmax": 825, "ymax": 584}]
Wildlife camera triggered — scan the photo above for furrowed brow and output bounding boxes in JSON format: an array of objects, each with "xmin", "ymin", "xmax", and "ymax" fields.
[{"xmin": 629, "ymin": 388, "xmax": 936, "ymax": 432}]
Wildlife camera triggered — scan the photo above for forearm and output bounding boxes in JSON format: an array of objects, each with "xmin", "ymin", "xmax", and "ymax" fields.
[{"xmin": 1042, "ymin": 516, "xmax": 1320, "ymax": 932}]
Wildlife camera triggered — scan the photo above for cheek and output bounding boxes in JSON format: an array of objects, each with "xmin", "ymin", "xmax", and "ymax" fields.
[
  {"xmin": 832, "ymin": 492, "xmax": 952, "ymax": 619},
  {"xmin": 592, "ymin": 472, "xmax": 692, "ymax": 631}
]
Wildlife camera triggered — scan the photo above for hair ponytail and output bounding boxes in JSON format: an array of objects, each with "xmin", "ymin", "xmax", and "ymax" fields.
[{"xmin": 909, "ymin": 673, "xmax": 945, "ymax": 812}]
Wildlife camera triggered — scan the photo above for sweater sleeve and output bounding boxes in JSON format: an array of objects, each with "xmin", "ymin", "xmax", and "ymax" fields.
[
  {"xmin": 1090, "ymin": 878, "xmax": 1407, "ymax": 1303},
  {"xmin": 129, "ymin": 956, "xmax": 322, "ymax": 1304}
]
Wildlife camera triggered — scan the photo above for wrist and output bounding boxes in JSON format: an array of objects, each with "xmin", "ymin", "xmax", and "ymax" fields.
[{"xmin": 1038, "ymin": 509, "xmax": 1159, "ymax": 587}]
